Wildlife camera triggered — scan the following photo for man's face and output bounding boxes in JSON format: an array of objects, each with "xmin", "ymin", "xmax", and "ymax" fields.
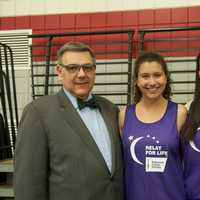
[{"xmin": 56, "ymin": 51, "xmax": 96, "ymax": 100}]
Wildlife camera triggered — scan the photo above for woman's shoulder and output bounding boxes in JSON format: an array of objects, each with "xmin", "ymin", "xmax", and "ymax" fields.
[
  {"xmin": 177, "ymin": 103, "xmax": 188, "ymax": 116},
  {"xmin": 177, "ymin": 103, "xmax": 188, "ymax": 132},
  {"xmin": 119, "ymin": 106, "xmax": 127, "ymax": 131},
  {"xmin": 168, "ymin": 100, "xmax": 187, "ymax": 115},
  {"xmin": 185, "ymin": 99, "xmax": 193, "ymax": 111}
]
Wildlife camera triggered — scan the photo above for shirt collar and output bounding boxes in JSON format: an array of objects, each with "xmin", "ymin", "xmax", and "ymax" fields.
[{"xmin": 63, "ymin": 87, "xmax": 92, "ymax": 109}]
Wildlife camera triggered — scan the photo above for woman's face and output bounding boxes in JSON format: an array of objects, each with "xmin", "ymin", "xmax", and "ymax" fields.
[{"xmin": 136, "ymin": 61, "xmax": 167, "ymax": 101}]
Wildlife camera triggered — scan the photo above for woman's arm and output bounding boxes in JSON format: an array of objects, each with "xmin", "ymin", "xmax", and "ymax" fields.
[
  {"xmin": 177, "ymin": 104, "xmax": 188, "ymax": 133},
  {"xmin": 118, "ymin": 106, "xmax": 126, "ymax": 136}
]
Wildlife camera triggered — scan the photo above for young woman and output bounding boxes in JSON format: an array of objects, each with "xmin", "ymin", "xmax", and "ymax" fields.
[
  {"xmin": 182, "ymin": 52, "xmax": 200, "ymax": 200},
  {"xmin": 119, "ymin": 52, "xmax": 187, "ymax": 200}
]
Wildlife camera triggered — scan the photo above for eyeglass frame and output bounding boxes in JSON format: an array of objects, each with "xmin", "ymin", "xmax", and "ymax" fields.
[{"xmin": 58, "ymin": 63, "xmax": 96, "ymax": 74}]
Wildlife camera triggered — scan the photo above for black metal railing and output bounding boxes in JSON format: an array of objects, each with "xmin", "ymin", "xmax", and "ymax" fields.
[
  {"xmin": 138, "ymin": 26, "xmax": 200, "ymax": 103},
  {"xmin": 0, "ymin": 42, "xmax": 18, "ymax": 159},
  {"xmin": 28, "ymin": 29, "xmax": 135, "ymax": 105}
]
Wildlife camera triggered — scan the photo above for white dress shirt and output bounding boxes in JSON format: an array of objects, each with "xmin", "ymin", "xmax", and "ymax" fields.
[{"xmin": 63, "ymin": 88, "xmax": 112, "ymax": 172}]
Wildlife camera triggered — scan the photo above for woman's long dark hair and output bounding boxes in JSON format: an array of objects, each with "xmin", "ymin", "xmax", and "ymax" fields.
[{"xmin": 181, "ymin": 52, "xmax": 200, "ymax": 142}]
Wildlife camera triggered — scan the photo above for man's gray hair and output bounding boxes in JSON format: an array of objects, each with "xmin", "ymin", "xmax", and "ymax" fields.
[{"xmin": 57, "ymin": 41, "xmax": 96, "ymax": 65}]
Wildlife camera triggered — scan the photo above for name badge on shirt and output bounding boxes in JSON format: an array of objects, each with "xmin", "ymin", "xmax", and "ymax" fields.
[{"xmin": 145, "ymin": 157, "xmax": 167, "ymax": 172}]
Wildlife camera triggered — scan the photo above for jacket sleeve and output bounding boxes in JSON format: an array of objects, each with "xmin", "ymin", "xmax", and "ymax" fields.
[{"xmin": 14, "ymin": 103, "xmax": 48, "ymax": 200}]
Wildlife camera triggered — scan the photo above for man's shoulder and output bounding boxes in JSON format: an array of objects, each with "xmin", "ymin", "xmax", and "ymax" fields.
[
  {"xmin": 94, "ymin": 95, "xmax": 118, "ymax": 112},
  {"xmin": 33, "ymin": 94, "xmax": 57, "ymax": 104},
  {"xmin": 25, "ymin": 94, "xmax": 58, "ymax": 111},
  {"xmin": 95, "ymin": 95, "xmax": 115, "ymax": 106}
]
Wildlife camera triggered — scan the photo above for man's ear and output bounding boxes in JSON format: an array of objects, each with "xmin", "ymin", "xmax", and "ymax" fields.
[{"xmin": 56, "ymin": 64, "xmax": 63, "ymax": 81}]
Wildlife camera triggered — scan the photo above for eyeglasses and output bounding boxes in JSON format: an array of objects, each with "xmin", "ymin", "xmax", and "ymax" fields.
[{"xmin": 59, "ymin": 63, "xmax": 96, "ymax": 73}]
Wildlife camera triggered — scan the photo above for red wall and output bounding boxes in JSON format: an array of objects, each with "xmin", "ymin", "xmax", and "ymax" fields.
[
  {"xmin": 1, "ymin": 6, "xmax": 200, "ymax": 59},
  {"xmin": 1, "ymin": 6, "xmax": 200, "ymax": 32}
]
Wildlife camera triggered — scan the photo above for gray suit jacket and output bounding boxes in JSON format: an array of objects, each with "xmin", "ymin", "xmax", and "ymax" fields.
[{"xmin": 14, "ymin": 89, "xmax": 124, "ymax": 200}]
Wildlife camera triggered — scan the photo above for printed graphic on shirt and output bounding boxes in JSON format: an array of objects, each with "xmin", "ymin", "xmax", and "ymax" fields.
[
  {"xmin": 129, "ymin": 134, "xmax": 168, "ymax": 172},
  {"xmin": 189, "ymin": 127, "xmax": 200, "ymax": 153}
]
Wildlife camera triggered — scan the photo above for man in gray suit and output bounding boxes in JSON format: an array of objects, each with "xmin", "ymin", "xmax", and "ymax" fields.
[{"xmin": 14, "ymin": 42, "xmax": 124, "ymax": 200}]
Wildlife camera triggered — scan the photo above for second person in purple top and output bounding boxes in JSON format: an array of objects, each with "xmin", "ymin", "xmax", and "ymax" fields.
[
  {"xmin": 119, "ymin": 52, "xmax": 187, "ymax": 200},
  {"xmin": 182, "ymin": 52, "xmax": 200, "ymax": 200}
]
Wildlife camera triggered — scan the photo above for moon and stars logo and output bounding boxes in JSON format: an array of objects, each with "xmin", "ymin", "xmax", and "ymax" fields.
[
  {"xmin": 129, "ymin": 136, "xmax": 144, "ymax": 165},
  {"xmin": 129, "ymin": 134, "xmax": 168, "ymax": 172},
  {"xmin": 189, "ymin": 127, "xmax": 200, "ymax": 153}
]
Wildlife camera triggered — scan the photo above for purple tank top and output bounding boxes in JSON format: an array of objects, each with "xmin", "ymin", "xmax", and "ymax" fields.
[
  {"xmin": 184, "ymin": 127, "xmax": 200, "ymax": 200},
  {"xmin": 122, "ymin": 101, "xmax": 185, "ymax": 200}
]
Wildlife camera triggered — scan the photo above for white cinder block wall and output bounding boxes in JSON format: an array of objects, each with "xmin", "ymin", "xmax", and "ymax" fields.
[{"xmin": 0, "ymin": 0, "xmax": 200, "ymax": 17}]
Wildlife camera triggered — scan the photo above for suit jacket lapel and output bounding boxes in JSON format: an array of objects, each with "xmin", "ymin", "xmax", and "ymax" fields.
[
  {"xmin": 57, "ymin": 90, "xmax": 110, "ymax": 174},
  {"xmin": 96, "ymin": 97, "xmax": 117, "ymax": 175}
]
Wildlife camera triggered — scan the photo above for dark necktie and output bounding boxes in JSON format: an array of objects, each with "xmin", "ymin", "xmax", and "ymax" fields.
[{"xmin": 77, "ymin": 97, "xmax": 99, "ymax": 110}]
